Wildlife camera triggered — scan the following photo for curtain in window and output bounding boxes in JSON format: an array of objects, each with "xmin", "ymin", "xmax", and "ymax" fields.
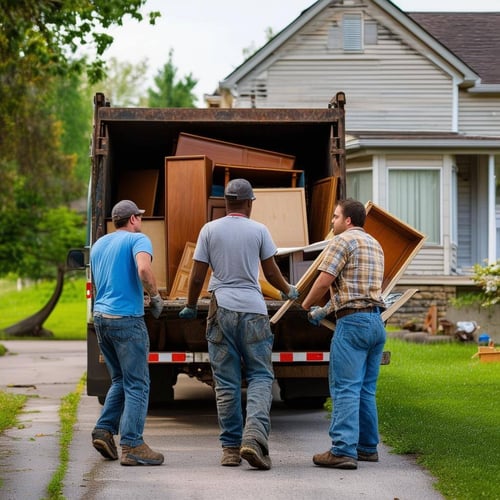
[
  {"xmin": 388, "ymin": 170, "xmax": 440, "ymax": 244},
  {"xmin": 347, "ymin": 170, "xmax": 372, "ymax": 204}
]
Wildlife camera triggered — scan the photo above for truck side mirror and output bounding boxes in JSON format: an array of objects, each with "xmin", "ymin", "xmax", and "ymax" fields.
[{"xmin": 66, "ymin": 249, "xmax": 87, "ymax": 270}]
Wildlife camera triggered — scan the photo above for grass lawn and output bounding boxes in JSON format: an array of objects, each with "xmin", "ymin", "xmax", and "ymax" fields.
[
  {"xmin": 0, "ymin": 277, "xmax": 87, "ymax": 340},
  {"xmin": 377, "ymin": 338, "xmax": 500, "ymax": 500},
  {"xmin": 1, "ymin": 279, "xmax": 500, "ymax": 498}
]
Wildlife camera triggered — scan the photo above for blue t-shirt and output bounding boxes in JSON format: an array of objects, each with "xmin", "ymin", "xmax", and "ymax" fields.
[
  {"xmin": 194, "ymin": 215, "xmax": 277, "ymax": 315},
  {"xmin": 90, "ymin": 230, "xmax": 153, "ymax": 316}
]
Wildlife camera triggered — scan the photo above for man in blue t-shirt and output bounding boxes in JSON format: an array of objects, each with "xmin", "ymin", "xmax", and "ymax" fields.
[
  {"xmin": 90, "ymin": 199, "xmax": 164, "ymax": 466},
  {"xmin": 179, "ymin": 179, "xmax": 299, "ymax": 470}
]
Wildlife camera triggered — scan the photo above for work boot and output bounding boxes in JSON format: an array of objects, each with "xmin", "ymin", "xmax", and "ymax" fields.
[
  {"xmin": 120, "ymin": 443, "xmax": 164, "ymax": 466},
  {"xmin": 357, "ymin": 450, "xmax": 379, "ymax": 462},
  {"xmin": 92, "ymin": 429, "xmax": 118, "ymax": 460},
  {"xmin": 312, "ymin": 450, "xmax": 357, "ymax": 469},
  {"xmin": 240, "ymin": 439, "xmax": 272, "ymax": 470},
  {"xmin": 221, "ymin": 446, "xmax": 241, "ymax": 466}
]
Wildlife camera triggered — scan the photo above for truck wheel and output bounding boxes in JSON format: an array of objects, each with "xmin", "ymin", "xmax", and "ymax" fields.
[
  {"xmin": 148, "ymin": 365, "xmax": 178, "ymax": 407},
  {"xmin": 278, "ymin": 377, "xmax": 329, "ymax": 409}
]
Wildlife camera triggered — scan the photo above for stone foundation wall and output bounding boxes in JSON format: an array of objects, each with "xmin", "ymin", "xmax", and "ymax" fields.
[{"xmin": 386, "ymin": 285, "xmax": 457, "ymax": 330}]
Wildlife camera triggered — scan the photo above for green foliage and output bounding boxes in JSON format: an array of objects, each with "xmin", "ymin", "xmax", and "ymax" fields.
[
  {"xmin": 375, "ymin": 339, "xmax": 499, "ymax": 499},
  {"xmin": 147, "ymin": 50, "xmax": 198, "ymax": 108},
  {"xmin": 0, "ymin": 205, "xmax": 86, "ymax": 279},
  {"xmin": 0, "ymin": 278, "xmax": 87, "ymax": 339},
  {"xmin": 0, "ymin": 391, "xmax": 26, "ymax": 433},
  {"xmin": 472, "ymin": 260, "xmax": 500, "ymax": 307},
  {"xmin": 0, "ymin": 1, "xmax": 160, "ymax": 84}
]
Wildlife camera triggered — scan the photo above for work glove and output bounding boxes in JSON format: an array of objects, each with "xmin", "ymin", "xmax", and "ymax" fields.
[
  {"xmin": 307, "ymin": 304, "xmax": 329, "ymax": 327},
  {"xmin": 179, "ymin": 305, "xmax": 198, "ymax": 319},
  {"xmin": 280, "ymin": 284, "xmax": 299, "ymax": 301},
  {"xmin": 149, "ymin": 294, "xmax": 163, "ymax": 319}
]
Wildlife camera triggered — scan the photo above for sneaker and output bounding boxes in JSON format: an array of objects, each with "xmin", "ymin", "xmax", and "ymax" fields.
[
  {"xmin": 357, "ymin": 450, "xmax": 379, "ymax": 462},
  {"xmin": 92, "ymin": 429, "xmax": 118, "ymax": 460},
  {"xmin": 221, "ymin": 446, "xmax": 241, "ymax": 466},
  {"xmin": 312, "ymin": 450, "xmax": 357, "ymax": 469},
  {"xmin": 120, "ymin": 443, "xmax": 164, "ymax": 466},
  {"xmin": 240, "ymin": 440, "xmax": 272, "ymax": 470}
]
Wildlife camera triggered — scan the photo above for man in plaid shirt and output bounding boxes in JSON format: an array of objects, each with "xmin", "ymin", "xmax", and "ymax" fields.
[{"xmin": 302, "ymin": 198, "xmax": 385, "ymax": 470}]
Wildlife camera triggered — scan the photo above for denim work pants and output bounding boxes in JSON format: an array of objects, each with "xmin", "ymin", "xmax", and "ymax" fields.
[
  {"xmin": 329, "ymin": 310, "xmax": 386, "ymax": 459},
  {"xmin": 93, "ymin": 314, "xmax": 150, "ymax": 448},
  {"xmin": 207, "ymin": 306, "xmax": 274, "ymax": 451}
]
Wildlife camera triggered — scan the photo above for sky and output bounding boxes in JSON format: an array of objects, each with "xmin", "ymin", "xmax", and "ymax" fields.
[{"xmin": 102, "ymin": 0, "xmax": 500, "ymax": 104}]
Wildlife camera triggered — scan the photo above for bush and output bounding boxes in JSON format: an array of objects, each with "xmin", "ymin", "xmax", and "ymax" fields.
[{"xmin": 472, "ymin": 260, "xmax": 500, "ymax": 307}]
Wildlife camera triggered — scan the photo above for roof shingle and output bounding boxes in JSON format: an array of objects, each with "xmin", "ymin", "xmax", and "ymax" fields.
[{"xmin": 408, "ymin": 12, "xmax": 500, "ymax": 84}]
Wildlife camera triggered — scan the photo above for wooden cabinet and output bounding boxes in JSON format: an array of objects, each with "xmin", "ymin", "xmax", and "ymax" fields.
[
  {"xmin": 165, "ymin": 155, "xmax": 213, "ymax": 292},
  {"xmin": 175, "ymin": 132, "xmax": 295, "ymax": 170},
  {"xmin": 106, "ymin": 218, "xmax": 167, "ymax": 290}
]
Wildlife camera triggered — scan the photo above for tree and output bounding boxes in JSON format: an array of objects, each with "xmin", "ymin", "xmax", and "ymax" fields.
[
  {"xmin": 147, "ymin": 50, "xmax": 198, "ymax": 108},
  {"xmin": 0, "ymin": 1, "xmax": 160, "ymax": 279},
  {"xmin": 87, "ymin": 57, "xmax": 150, "ymax": 107}
]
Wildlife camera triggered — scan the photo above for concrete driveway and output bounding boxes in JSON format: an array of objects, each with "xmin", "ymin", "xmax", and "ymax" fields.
[{"xmin": 0, "ymin": 340, "xmax": 444, "ymax": 500}]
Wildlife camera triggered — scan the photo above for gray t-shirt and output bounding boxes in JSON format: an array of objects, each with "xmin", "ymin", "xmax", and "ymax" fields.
[{"xmin": 193, "ymin": 215, "xmax": 277, "ymax": 314}]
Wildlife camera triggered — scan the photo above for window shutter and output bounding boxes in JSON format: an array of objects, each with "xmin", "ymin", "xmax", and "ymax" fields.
[{"xmin": 343, "ymin": 14, "xmax": 362, "ymax": 51}]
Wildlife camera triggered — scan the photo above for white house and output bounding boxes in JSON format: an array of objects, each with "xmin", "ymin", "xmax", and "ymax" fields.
[{"xmin": 207, "ymin": 0, "xmax": 500, "ymax": 317}]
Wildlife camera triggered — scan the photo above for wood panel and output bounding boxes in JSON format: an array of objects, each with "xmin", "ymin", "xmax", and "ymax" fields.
[
  {"xmin": 207, "ymin": 197, "xmax": 226, "ymax": 221},
  {"xmin": 169, "ymin": 242, "xmax": 211, "ymax": 299},
  {"xmin": 363, "ymin": 201, "xmax": 426, "ymax": 294},
  {"xmin": 165, "ymin": 155, "xmax": 213, "ymax": 292},
  {"xmin": 106, "ymin": 218, "xmax": 167, "ymax": 290},
  {"xmin": 251, "ymin": 188, "xmax": 309, "ymax": 247},
  {"xmin": 309, "ymin": 176, "xmax": 338, "ymax": 243},
  {"xmin": 212, "ymin": 163, "xmax": 303, "ymax": 188},
  {"xmin": 116, "ymin": 169, "xmax": 159, "ymax": 216},
  {"xmin": 175, "ymin": 132, "xmax": 295, "ymax": 170}
]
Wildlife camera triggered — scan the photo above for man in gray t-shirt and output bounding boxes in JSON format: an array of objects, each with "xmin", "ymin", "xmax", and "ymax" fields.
[{"xmin": 179, "ymin": 179, "xmax": 298, "ymax": 470}]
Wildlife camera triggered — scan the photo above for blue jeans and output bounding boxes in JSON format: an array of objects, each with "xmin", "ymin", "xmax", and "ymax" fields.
[
  {"xmin": 329, "ymin": 309, "xmax": 386, "ymax": 459},
  {"xmin": 207, "ymin": 306, "xmax": 274, "ymax": 451},
  {"xmin": 93, "ymin": 314, "xmax": 150, "ymax": 447}
]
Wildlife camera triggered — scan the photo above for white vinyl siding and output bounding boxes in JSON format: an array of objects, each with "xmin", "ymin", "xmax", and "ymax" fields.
[
  {"xmin": 235, "ymin": 12, "xmax": 454, "ymax": 131},
  {"xmin": 459, "ymin": 91, "xmax": 500, "ymax": 136}
]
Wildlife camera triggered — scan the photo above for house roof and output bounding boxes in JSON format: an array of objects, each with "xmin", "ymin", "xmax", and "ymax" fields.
[
  {"xmin": 219, "ymin": 0, "xmax": 489, "ymax": 92},
  {"xmin": 347, "ymin": 131, "xmax": 500, "ymax": 151},
  {"xmin": 408, "ymin": 13, "xmax": 500, "ymax": 85}
]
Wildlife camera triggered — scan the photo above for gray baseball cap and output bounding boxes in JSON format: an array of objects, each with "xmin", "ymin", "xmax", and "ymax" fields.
[
  {"xmin": 111, "ymin": 200, "xmax": 145, "ymax": 221},
  {"xmin": 224, "ymin": 178, "xmax": 256, "ymax": 201}
]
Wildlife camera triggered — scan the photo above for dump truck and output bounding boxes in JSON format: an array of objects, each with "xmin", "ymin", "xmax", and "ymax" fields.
[{"xmin": 67, "ymin": 92, "xmax": 422, "ymax": 407}]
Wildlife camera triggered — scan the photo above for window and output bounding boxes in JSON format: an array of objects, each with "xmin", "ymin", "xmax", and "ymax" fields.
[
  {"xmin": 347, "ymin": 170, "xmax": 373, "ymax": 204},
  {"xmin": 328, "ymin": 15, "xmax": 377, "ymax": 51},
  {"xmin": 388, "ymin": 169, "xmax": 440, "ymax": 244}
]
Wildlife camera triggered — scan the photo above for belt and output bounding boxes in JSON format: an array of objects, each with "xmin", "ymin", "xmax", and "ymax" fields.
[{"xmin": 335, "ymin": 306, "xmax": 381, "ymax": 320}]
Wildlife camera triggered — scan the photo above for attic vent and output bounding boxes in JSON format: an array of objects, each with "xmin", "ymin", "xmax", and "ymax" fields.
[{"xmin": 343, "ymin": 13, "xmax": 362, "ymax": 51}]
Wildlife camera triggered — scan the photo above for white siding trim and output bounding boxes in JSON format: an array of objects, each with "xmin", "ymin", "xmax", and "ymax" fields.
[
  {"xmin": 488, "ymin": 155, "xmax": 497, "ymax": 263},
  {"xmin": 452, "ymin": 77, "xmax": 459, "ymax": 132}
]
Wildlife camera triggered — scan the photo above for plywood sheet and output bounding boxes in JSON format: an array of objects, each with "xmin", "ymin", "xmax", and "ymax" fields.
[
  {"xmin": 106, "ymin": 218, "xmax": 167, "ymax": 290},
  {"xmin": 309, "ymin": 176, "xmax": 338, "ymax": 243},
  {"xmin": 251, "ymin": 188, "xmax": 309, "ymax": 247},
  {"xmin": 117, "ymin": 169, "xmax": 159, "ymax": 217}
]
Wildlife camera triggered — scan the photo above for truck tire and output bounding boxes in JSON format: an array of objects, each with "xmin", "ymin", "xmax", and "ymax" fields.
[
  {"xmin": 278, "ymin": 378, "xmax": 329, "ymax": 409},
  {"xmin": 148, "ymin": 364, "xmax": 178, "ymax": 407}
]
